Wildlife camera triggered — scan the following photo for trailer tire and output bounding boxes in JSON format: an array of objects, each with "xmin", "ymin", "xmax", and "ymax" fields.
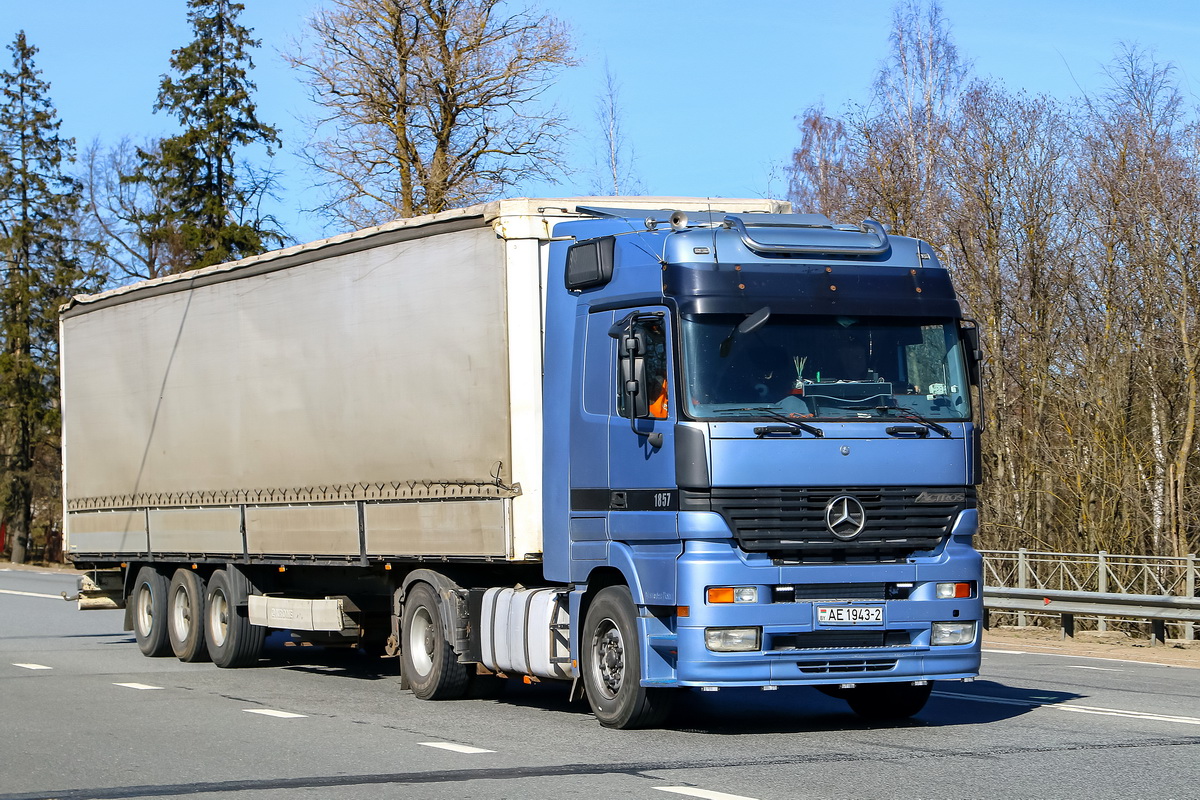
[
  {"xmin": 204, "ymin": 569, "xmax": 265, "ymax": 668},
  {"xmin": 581, "ymin": 586, "xmax": 673, "ymax": 729},
  {"xmin": 845, "ymin": 681, "xmax": 932, "ymax": 720},
  {"xmin": 167, "ymin": 569, "xmax": 209, "ymax": 662},
  {"xmin": 132, "ymin": 566, "xmax": 172, "ymax": 657},
  {"xmin": 401, "ymin": 583, "xmax": 469, "ymax": 700}
]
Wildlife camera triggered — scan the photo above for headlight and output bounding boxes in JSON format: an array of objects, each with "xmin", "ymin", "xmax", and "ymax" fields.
[
  {"xmin": 936, "ymin": 582, "xmax": 973, "ymax": 599},
  {"xmin": 706, "ymin": 586, "xmax": 758, "ymax": 604},
  {"xmin": 931, "ymin": 621, "xmax": 976, "ymax": 646},
  {"xmin": 704, "ymin": 626, "xmax": 761, "ymax": 652}
]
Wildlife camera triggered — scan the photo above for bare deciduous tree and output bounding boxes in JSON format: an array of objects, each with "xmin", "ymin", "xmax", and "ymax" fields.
[
  {"xmin": 80, "ymin": 138, "xmax": 179, "ymax": 282},
  {"xmin": 590, "ymin": 62, "xmax": 640, "ymax": 196},
  {"xmin": 287, "ymin": 0, "xmax": 575, "ymax": 228},
  {"xmin": 788, "ymin": 3, "xmax": 1200, "ymax": 571}
]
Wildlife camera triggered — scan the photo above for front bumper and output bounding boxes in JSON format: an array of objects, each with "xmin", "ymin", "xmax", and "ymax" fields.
[{"xmin": 656, "ymin": 513, "xmax": 982, "ymax": 688}]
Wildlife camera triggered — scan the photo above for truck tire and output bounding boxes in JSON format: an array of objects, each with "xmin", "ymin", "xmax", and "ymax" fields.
[
  {"xmin": 204, "ymin": 568, "xmax": 265, "ymax": 668},
  {"xmin": 401, "ymin": 582, "xmax": 469, "ymax": 700},
  {"xmin": 581, "ymin": 585, "xmax": 674, "ymax": 729},
  {"xmin": 132, "ymin": 566, "xmax": 172, "ymax": 657},
  {"xmin": 845, "ymin": 681, "xmax": 932, "ymax": 720},
  {"xmin": 167, "ymin": 569, "xmax": 209, "ymax": 662}
]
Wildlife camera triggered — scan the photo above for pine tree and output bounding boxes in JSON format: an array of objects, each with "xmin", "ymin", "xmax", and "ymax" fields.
[
  {"xmin": 0, "ymin": 32, "xmax": 96, "ymax": 563},
  {"xmin": 135, "ymin": 0, "xmax": 282, "ymax": 271}
]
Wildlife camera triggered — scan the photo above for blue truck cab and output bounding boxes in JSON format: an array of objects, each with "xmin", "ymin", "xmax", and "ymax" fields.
[{"xmin": 543, "ymin": 206, "xmax": 982, "ymax": 727}]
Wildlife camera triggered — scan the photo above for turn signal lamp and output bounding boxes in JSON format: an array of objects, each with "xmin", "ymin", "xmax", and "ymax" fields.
[
  {"xmin": 936, "ymin": 582, "xmax": 973, "ymax": 599},
  {"xmin": 706, "ymin": 586, "xmax": 758, "ymax": 604}
]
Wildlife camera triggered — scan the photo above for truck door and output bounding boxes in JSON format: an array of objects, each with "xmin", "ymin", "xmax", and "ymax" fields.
[{"xmin": 607, "ymin": 308, "xmax": 678, "ymax": 541}]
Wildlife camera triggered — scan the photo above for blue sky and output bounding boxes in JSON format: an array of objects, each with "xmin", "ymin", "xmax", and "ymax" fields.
[{"xmin": 5, "ymin": 1, "xmax": 1200, "ymax": 244}]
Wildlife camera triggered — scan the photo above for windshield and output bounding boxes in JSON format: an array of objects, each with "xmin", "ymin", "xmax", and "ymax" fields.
[{"xmin": 680, "ymin": 313, "xmax": 972, "ymax": 422}]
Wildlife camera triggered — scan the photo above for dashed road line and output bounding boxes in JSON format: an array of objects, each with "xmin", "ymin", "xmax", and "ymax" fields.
[
  {"xmin": 1065, "ymin": 665, "xmax": 1122, "ymax": 672},
  {"xmin": 982, "ymin": 647, "xmax": 1028, "ymax": 654},
  {"xmin": 654, "ymin": 788, "xmax": 760, "ymax": 800},
  {"xmin": 0, "ymin": 588, "xmax": 63, "ymax": 599},
  {"xmin": 12, "ymin": 663, "xmax": 51, "ymax": 670},
  {"xmin": 418, "ymin": 742, "xmax": 495, "ymax": 754},
  {"xmin": 933, "ymin": 691, "xmax": 1200, "ymax": 726},
  {"xmin": 243, "ymin": 709, "xmax": 307, "ymax": 718},
  {"xmin": 114, "ymin": 682, "xmax": 162, "ymax": 690}
]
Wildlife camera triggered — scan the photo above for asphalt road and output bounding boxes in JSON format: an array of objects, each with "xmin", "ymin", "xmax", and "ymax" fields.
[{"xmin": 2, "ymin": 568, "xmax": 1198, "ymax": 800}]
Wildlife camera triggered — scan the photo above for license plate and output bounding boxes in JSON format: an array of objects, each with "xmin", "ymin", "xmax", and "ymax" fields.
[{"xmin": 817, "ymin": 605, "xmax": 884, "ymax": 625}]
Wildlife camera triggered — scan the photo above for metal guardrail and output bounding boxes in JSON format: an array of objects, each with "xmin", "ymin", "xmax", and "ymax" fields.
[
  {"xmin": 981, "ymin": 548, "xmax": 1198, "ymax": 597},
  {"xmin": 983, "ymin": 586, "xmax": 1200, "ymax": 645}
]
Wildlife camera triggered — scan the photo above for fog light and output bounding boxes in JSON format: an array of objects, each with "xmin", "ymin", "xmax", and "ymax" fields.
[
  {"xmin": 704, "ymin": 626, "xmax": 761, "ymax": 652},
  {"xmin": 936, "ymin": 582, "xmax": 973, "ymax": 599},
  {"xmin": 931, "ymin": 621, "xmax": 976, "ymax": 646},
  {"xmin": 707, "ymin": 586, "xmax": 758, "ymax": 604}
]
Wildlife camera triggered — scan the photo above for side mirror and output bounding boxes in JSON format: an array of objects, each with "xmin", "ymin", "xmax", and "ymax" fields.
[
  {"xmin": 618, "ymin": 330, "xmax": 651, "ymax": 419},
  {"xmin": 960, "ymin": 321, "xmax": 982, "ymax": 385},
  {"xmin": 566, "ymin": 236, "xmax": 616, "ymax": 291}
]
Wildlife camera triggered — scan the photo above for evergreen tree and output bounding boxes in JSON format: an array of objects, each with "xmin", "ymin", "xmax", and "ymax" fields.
[
  {"xmin": 135, "ymin": 0, "xmax": 282, "ymax": 271},
  {"xmin": 0, "ymin": 32, "xmax": 96, "ymax": 563}
]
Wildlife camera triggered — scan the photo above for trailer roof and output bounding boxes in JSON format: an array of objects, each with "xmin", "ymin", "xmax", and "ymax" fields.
[{"xmin": 62, "ymin": 197, "xmax": 788, "ymax": 318}]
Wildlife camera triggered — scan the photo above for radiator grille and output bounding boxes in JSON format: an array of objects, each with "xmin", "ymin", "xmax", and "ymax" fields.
[{"xmin": 683, "ymin": 486, "xmax": 974, "ymax": 559}]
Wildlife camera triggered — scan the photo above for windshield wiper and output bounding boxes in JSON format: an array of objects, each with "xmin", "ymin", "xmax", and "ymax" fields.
[
  {"xmin": 878, "ymin": 405, "xmax": 952, "ymax": 438},
  {"xmin": 736, "ymin": 407, "xmax": 824, "ymax": 438}
]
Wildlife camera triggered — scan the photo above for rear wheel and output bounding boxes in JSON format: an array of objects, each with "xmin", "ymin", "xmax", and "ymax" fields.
[
  {"xmin": 132, "ymin": 566, "xmax": 171, "ymax": 657},
  {"xmin": 401, "ymin": 583, "xmax": 469, "ymax": 700},
  {"xmin": 581, "ymin": 586, "xmax": 673, "ymax": 729},
  {"xmin": 844, "ymin": 682, "xmax": 932, "ymax": 720},
  {"xmin": 167, "ymin": 569, "xmax": 209, "ymax": 662},
  {"xmin": 204, "ymin": 568, "xmax": 265, "ymax": 668}
]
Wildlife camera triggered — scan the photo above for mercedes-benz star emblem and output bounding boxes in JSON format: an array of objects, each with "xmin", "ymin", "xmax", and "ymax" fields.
[{"xmin": 825, "ymin": 495, "xmax": 867, "ymax": 540}]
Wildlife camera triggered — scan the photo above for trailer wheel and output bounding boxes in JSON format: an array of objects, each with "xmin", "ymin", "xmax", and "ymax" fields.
[
  {"xmin": 581, "ymin": 586, "xmax": 673, "ymax": 729},
  {"xmin": 132, "ymin": 566, "xmax": 171, "ymax": 657},
  {"xmin": 167, "ymin": 569, "xmax": 209, "ymax": 662},
  {"xmin": 401, "ymin": 583, "xmax": 469, "ymax": 700},
  {"xmin": 204, "ymin": 569, "xmax": 265, "ymax": 668},
  {"xmin": 845, "ymin": 682, "xmax": 932, "ymax": 720}
]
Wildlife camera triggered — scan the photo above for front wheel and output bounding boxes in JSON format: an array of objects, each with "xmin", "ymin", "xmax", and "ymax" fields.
[
  {"xmin": 401, "ymin": 583, "xmax": 469, "ymax": 700},
  {"xmin": 581, "ymin": 586, "xmax": 673, "ymax": 729},
  {"xmin": 844, "ymin": 681, "xmax": 932, "ymax": 720}
]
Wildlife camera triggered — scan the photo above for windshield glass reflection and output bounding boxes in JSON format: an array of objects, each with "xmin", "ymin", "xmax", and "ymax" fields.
[{"xmin": 680, "ymin": 314, "xmax": 971, "ymax": 422}]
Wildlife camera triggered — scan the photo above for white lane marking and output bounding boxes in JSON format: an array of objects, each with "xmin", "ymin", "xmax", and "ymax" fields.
[
  {"xmin": 12, "ymin": 663, "xmax": 52, "ymax": 670},
  {"xmin": 983, "ymin": 646, "xmax": 1184, "ymax": 669},
  {"xmin": 982, "ymin": 648, "xmax": 1027, "ymax": 654},
  {"xmin": 418, "ymin": 742, "xmax": 495, "ymax": 754},
  {"xmin": 1055, "ymin": 705, "xmax": 1200, "ymax": 725},
  {"xmin": 1065, "ymin": 665, "xmax": 1122, "ymax": 672},
  {"xmin": 654, "ymin": 788, "xmax": 760, "ymax": 800},
  {"xmin": 0, "ymin": 588, "xmax": 63, "ymax": 599},
  {"xmin": 114, "ymin": 682, "xmax": 162, "ymax": 690},
  {"xmin": 243, "ymin": 709, "xmax": 307, "ymax": 718},
  {"xmin": 933, "ymin": 691, "xmax": 1200, "ymax": 726}
]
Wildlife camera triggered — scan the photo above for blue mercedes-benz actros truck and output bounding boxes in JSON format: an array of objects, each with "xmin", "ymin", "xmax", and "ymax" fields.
[{"xmin": 62, "ymin": 197, "xmax": 982, "ymax": 729}]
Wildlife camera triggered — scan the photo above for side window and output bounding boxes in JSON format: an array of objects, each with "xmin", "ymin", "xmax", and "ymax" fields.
[{"xmin": 616, "ymin": 318, "xmax": 669, "ymax": 419}]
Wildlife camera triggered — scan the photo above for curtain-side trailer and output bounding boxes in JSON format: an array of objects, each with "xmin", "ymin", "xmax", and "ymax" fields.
[{"xmin": 62, "ymin": 197, "xmax": 983, "ymax": 728}]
